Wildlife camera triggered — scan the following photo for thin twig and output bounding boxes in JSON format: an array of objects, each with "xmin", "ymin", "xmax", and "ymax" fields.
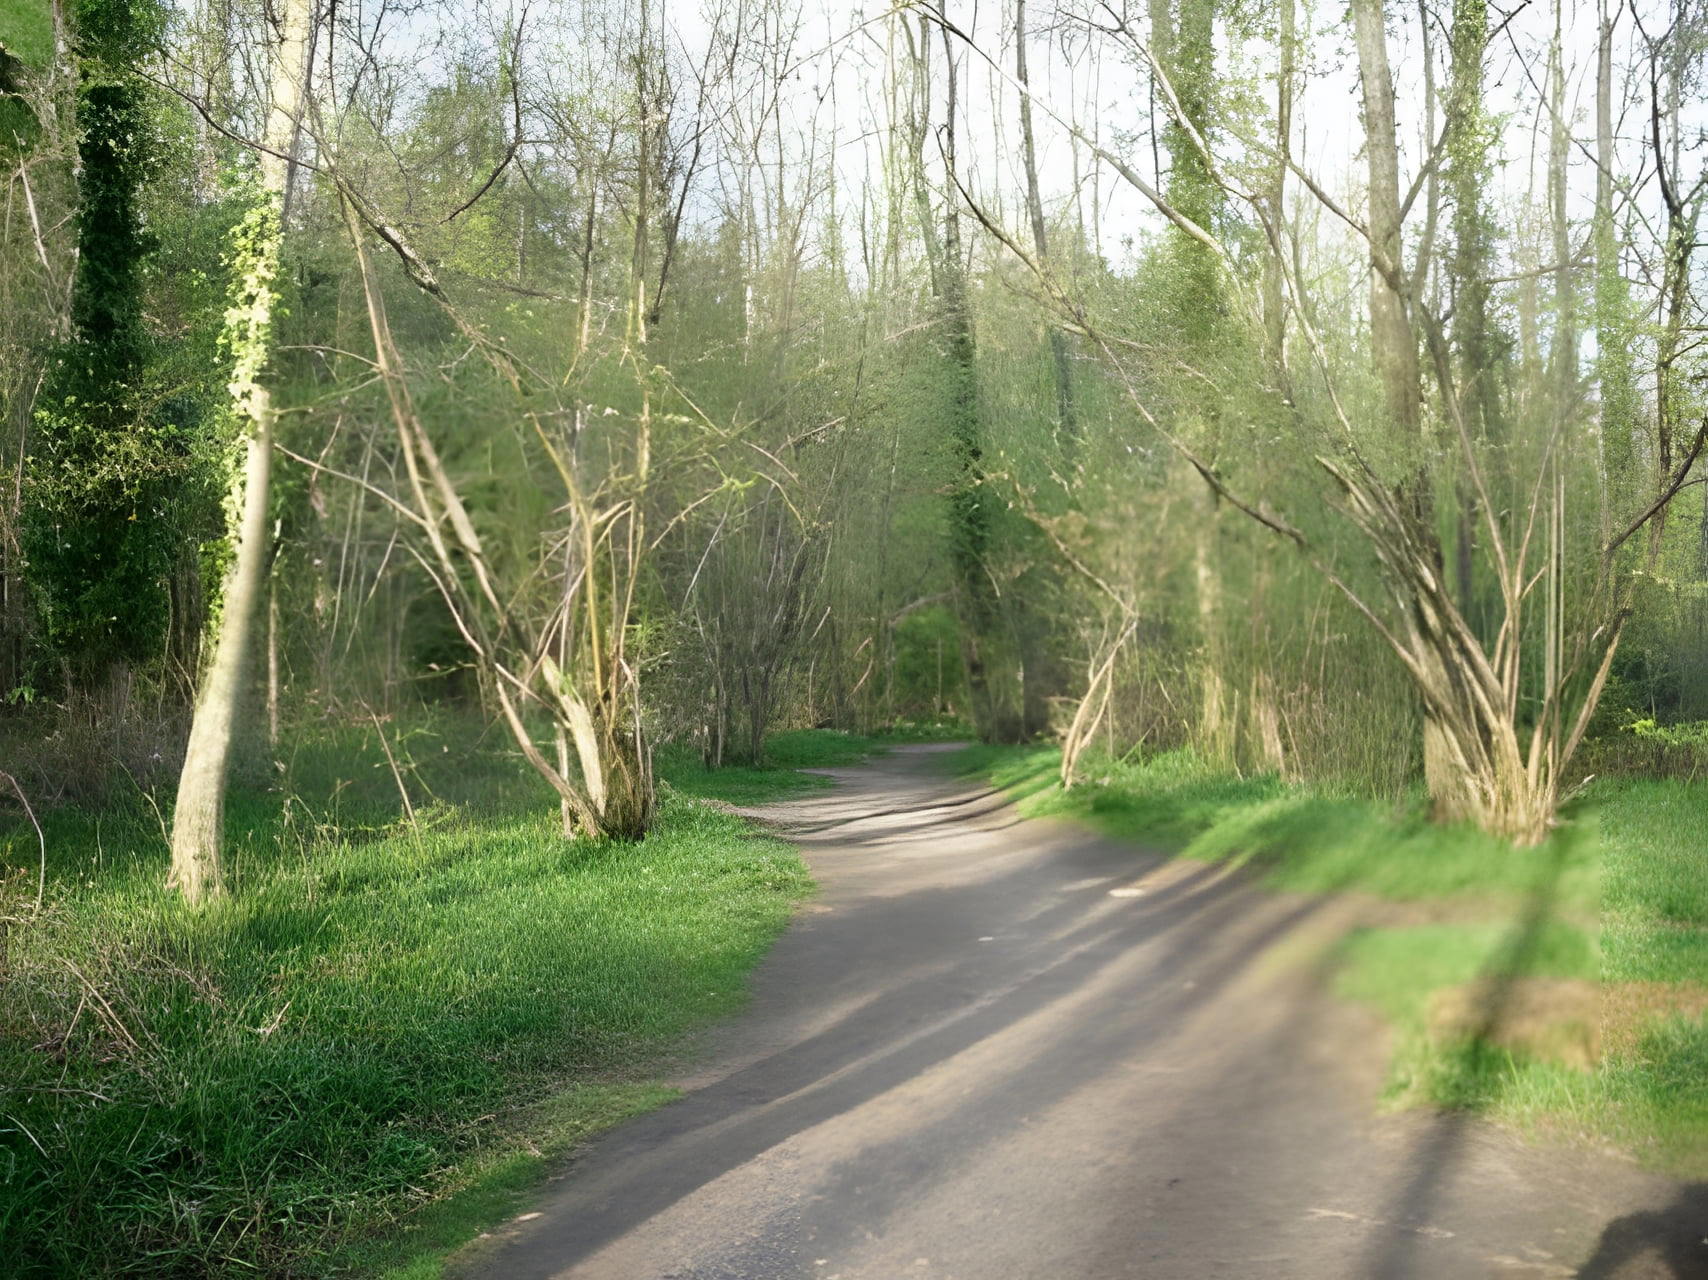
[{"xmin": 0, "ymin": 771, "xmax": 45, "ymax": 914}]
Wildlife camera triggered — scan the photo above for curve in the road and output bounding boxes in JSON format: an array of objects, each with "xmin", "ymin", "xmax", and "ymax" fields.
[{"xmin": 452, "ymin": 745, "xmax": 1704, "ymax": 1280}]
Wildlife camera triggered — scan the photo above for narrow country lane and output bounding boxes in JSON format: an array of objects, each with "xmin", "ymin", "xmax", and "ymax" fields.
[{"xmin": 452, "ymin": 746, "xmax": 1703, "ymax": 1280}]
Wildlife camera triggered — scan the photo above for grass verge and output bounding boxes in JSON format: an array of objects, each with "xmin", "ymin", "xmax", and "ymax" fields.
[
  {"xmin": 655, "ymin": 729, "xmax": 890, "ymax": 806},
  {"xmin": 952, "ymin": 742, "xmax": 1708, "ymax": 1175},
  {"xmin": 0, "ymin": 723, "xmax": 879, "ymax": 1276}
]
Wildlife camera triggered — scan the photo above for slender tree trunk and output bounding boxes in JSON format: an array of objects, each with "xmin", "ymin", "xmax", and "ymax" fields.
[
  {"xmin": 1595, "ymin": 0, "xmax": 1635, "ymax": 526},
  {"xmin": 923, "ymin": 4, "xmax": 1017, "ymax": 743},
  {"xmin": 1015, "ymin": 0, "xmax": 1074, "ymax": 451},
  {"xmin": 1353, "ymin": 0, "xmax": 1474, "ymax": 821},
  {"xmin": 266, "ymin": 576, "xmax": 279, "ymax": 749},
  {"xmin": 1247, "ymin": 0, "xmax": 1295, "ymax": 774},
  {"xmin": 167, "ymin": 0, "xmax": 312, "ymax": 903},
  {"xmin": 1263, "ymin": 0, "xmax": 1294, "ymax": 383},
  {"xmin": 1547, "ymin": 1, "xmax": 1573, "ymax": 405},
  {"xmin": 1014, "ymin": 0, "xmax": 1072, "ymax": 739},
  {"xmin": 1193, "ymin": 493, "xmax": 1229, "ymax": 759},
  {"xmin": 1446, "ymin": 0, "xmax": 1496, "ymax": 636}
]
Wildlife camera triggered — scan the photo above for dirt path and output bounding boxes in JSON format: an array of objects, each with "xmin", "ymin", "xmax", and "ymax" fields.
[{"xmin": 452, "ymin": 746, "xmax": 1704, "ymax": 1279}]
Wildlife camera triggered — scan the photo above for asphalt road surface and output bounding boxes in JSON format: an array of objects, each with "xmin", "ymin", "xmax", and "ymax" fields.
[{"xmin": 454, "ymin": 745, "xmax": 1706, "ymax": 1280}]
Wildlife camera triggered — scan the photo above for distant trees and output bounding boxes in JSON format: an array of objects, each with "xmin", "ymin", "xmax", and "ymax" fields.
[{"xmin": 7, "ymin": 0, "xmax": 1708, "ymax": 868}]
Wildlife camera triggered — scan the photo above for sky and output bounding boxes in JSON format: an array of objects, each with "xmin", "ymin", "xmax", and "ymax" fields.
[{"xmin": 654, "ymin": 0, "xmax": 1691, "ymax": 289}]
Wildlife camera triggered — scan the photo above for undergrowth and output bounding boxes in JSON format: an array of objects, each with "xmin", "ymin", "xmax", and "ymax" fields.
[{"xmin": 0, "ymin": 720, "xmax": 879, "ymax": 1276}]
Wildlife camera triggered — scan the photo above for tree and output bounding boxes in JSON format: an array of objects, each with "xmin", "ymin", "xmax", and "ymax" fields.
[
  {"xmin": 917, "ymin": 5, "xmax": 1023, "ymax": 744},
  {"xmin": 937, "ymin": 0, "xmax": 1706, "ymax": 842},
  {"xmin": 167, "ymin": 0, "xmax": 312, "ymax": 902},
  {"xmin": 23, "ymin": 0, "xmax": 172, "ymax": 701}
]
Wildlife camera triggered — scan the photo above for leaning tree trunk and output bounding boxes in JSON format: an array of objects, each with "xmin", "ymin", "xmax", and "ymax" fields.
[{"xmin": 168, "ymin": 0, "xmax": 311, "ymax": 903}]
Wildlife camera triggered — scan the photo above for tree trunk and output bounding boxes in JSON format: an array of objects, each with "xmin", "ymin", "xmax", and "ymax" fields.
[
  {"xmin": 1153, "ymin": 0, "xmax": 1231, "ymax": 761},
  {"xmin": 1595, "ymin": 0, "xmax": 1636, "ymax": 525},
  {"xmin": 1015, "ymin": 0, "xmax": 1075, "ymax": 452},
  {"xmin": 266, "ymin": 575, "xmax": 279, "ymax": 749},
  {"xmin": 1351, "ymin": 0, "xmax": 1422, "ymax": 441},
  {"xmin": 167, "ymin": 0, "xmax": 311, "ymax": 903},
  {"xmin": 1013, "ymin": 0, "xmax": 1074, "ymax": 741},
  {"xmin": 1353, "ymin": 0, "xmax": 1475, "ymax": 823},
  {"xmin": 1446, "ymin": 0, "xmax": 1497, "ymax": 638},
  {"xmin": 1194, "ymin": 493, "xmax": 1229, "ymax": 759},
  {"xmin": 925, "ymin": 3, "xmax": 1018, "ymax": 744}
]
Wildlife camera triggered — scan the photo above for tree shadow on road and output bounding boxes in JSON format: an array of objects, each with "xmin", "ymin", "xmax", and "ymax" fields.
[
  {"xmin": 1574, "ymin": 1184, "xmax": 1708, "ymax": 1277},
  {"xmin": 447, "ymin": 811, "xmax": 1322, "ymax": 1277},
  {"xmin": 1356, "ymin": 833, "xmax": 1595, "ymax": 1278}
]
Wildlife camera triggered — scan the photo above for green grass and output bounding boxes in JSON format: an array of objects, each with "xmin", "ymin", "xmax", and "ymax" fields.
[
  {"xmin": 953, "ymin": 743, "xmax": 1596, "ymax": 913},
  {"xmin": 0, "ymin": 0, "xmax": 53, "ymax": 68},
  {"xmin": 1588, "ymin": 777, "xmax": 1708, "ymax": 1169},
  {"xmin": 1330, "ymin": 923, "xmax": 1603, "ymax": 1128},
  {"xmin": 955, "ymin": 741, "xmax": 1708, "ymax": 1174},
  {"xmin": 655, "ymin": 728, "xmax": 891, "ymax": 806},
  {"xmin": 338, "ymin": 1082, "xmax": 675, "ymax": 1280},
  {"xmin": 0, "ymin": 722, "xmax": 882, "ymax": 1276},
  {"xmin": 1597, "ymin": 778, "xmax": 1708, "ymax": 984},
  {"xmin": 0, "ymin": 0, "xmax": 51, "ymax": 146}
]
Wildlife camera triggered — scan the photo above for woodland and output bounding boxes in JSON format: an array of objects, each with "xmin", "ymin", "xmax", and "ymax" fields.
[{"xmin": 1, "ymin": 0, "xmax": 1706, "ymax": 1272}]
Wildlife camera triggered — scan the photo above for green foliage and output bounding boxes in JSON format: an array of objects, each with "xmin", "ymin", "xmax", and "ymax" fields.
[
  {"xmin": 20, "ymin": 0, "xmax": 193, "ymax": 684},
  {"xmin": 1621, "ymin": 715, "xmax": 1708, "ymax": 751},
  {"xmin": 889, "ymin": 604, "xmax": 966, "ymax": 720},
  {"xmin": 0, "ymin": 716, "xmax": 817, "ymax": 1275}
]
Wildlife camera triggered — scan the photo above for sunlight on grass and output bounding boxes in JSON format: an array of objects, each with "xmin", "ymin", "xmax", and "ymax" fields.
[
  {"xmin": 0, "ymin": 0, "xmax": 53, "ymax": 66},
  {"xmin": 956, "ymin": 741, "xmax": 1708, "ymax": 1176},
  {"xmin": 0, "ymin": 723, "xmax": 882, "ymax": 1276},
  {"xmin": 955, "ymin": 743, "xmax": 1596, "ymax": 912}
]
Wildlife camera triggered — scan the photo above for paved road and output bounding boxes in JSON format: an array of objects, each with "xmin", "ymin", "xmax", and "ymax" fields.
[{"xmin": 454, "ymin": 746, "xmax": 1705, "ymax": 1279}]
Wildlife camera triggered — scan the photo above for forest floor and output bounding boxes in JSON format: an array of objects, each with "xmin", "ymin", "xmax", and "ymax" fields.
[
  {"xmin": 6, "ymin": 729, "xmax": 1703, "ymax": 1276},
  {"xmin": 0, "ymin": 721, "xmax": 886, "ymax": 1277},
  {"xmin": 451, "ymin": 745, "xmax": 1705, "ymax": 1280}
]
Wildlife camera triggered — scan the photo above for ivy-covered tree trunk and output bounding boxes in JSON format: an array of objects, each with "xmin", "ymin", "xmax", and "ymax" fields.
[
  {"xmin": 167, "ymin": 0, "xmax": 311, "ymax": 903},
  {"xmin": 1153, "ymin": 0, "xmax": 1233, "ymax": 760},
  {"xmin": 923, "ymin": 4, "xmax": 1021, "ymax": 744},
  {"xmin": 23, "ymin": 0, "xmax": 170, "ymax": 700}
]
